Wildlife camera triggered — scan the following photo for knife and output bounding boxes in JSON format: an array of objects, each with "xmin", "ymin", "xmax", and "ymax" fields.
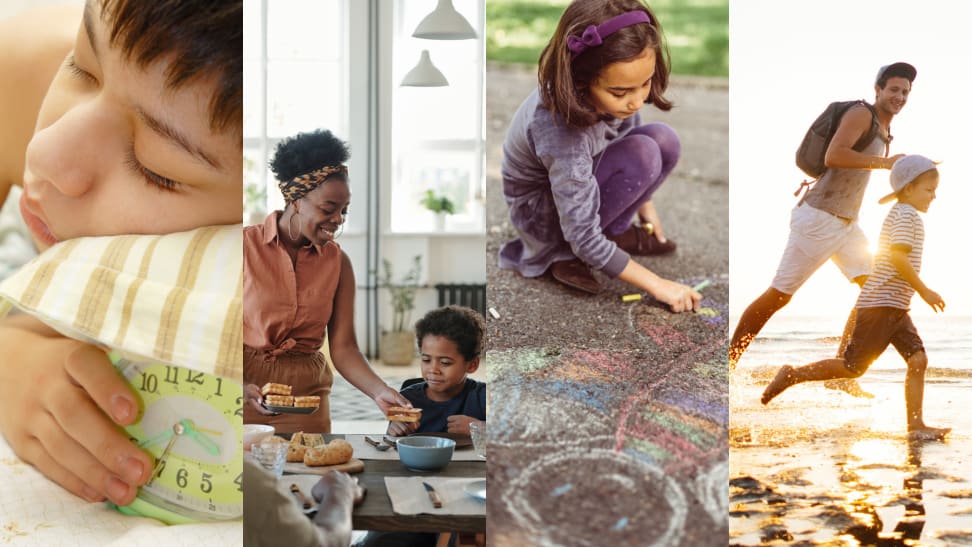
[
  {"xmin": 423, "ymin": 481, "xmax": 443, "ymax": 508},
  {"xmin": 290, "ymin": 483, "xmax": 312, "ymax": 510}
]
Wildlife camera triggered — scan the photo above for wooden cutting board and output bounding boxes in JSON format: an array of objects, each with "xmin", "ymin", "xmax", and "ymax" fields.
[{"xmin": 283, "ymin": 458, "xmax": 364, "ymax": 476}]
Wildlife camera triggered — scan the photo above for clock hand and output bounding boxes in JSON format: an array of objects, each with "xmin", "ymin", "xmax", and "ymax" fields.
[
  {"xmin": 146, "ymin": 421, "xmax": 186, "ymax": 486},
  {"xmin": 138, "ymin": 428, "xmax": 174, "ymax": 450},
  {"xmin": 179, "ymin": 419, "xmax": 221, "ymax": 456}
]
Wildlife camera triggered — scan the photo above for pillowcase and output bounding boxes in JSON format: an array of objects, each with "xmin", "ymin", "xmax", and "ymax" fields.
[{"xmin": 0, "ymin": 224, "xmax": 242, "ymax": 382}]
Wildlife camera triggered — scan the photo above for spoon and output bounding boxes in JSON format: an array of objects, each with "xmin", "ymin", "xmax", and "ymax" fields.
[{"xmin": 364, "ymin": 436, "xmax": 390, "ymax": 451}]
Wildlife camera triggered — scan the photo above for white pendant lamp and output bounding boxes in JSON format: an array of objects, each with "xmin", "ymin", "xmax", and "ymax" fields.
[
  {"xmin": 400, "ymin": 50, "xmax": 449, "ymax": 87},
  {"xmin": 412, "ymin": 0, "xmax": 477, "ymax": 40}
]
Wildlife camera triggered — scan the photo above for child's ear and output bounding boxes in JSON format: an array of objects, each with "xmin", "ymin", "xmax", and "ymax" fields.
[{"xmin": 465, "ymin": 357, "xmax": 480, "ymax": 374}]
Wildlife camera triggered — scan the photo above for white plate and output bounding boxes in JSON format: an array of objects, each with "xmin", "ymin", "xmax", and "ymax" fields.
[{"xmin": 463, "ymin": 479, "xmax": 486, "ymax": 501}]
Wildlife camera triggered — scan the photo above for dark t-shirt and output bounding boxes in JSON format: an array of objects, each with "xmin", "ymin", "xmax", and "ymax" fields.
[{"xmin": 400, "ymin": 378, "xmax": 487, "ymax": 433}]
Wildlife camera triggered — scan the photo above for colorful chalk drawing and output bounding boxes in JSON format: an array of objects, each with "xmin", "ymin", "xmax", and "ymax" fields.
[{"xmin": 488, "ymin": 279, "xmax": 730, "ymax": 546}]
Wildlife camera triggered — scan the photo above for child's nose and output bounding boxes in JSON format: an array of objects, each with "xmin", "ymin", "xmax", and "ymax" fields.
[{"xmin": 25, "ymin": 101, "xmax": 116, "ymax": 197}]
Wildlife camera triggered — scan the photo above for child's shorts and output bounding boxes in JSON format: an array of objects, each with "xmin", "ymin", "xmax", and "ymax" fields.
[{"xmin": 843, "ymin": 307, "xmax": 924, "ymax": 375}]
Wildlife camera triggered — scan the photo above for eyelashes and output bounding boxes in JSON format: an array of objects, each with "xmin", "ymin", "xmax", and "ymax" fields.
[
  {"xmin": 66, "ymin": 56, "xmax": 183, "ymax": 193},
  {"xmin": 125, "ymin": 145, "xmax": 182, "ymax": 192},
  {"xmin": 65, "ymin": 55, "xmax": 97, "ymax": 84}
]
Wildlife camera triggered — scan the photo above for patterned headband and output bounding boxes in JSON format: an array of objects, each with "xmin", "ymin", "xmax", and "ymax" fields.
[
  {"xmin": 279, "ymin": 165, "xmax": 348, "ymax": 203},
  {"xmin": 567, "ymin": 10, "xmax": 652, "ymax": 60}
]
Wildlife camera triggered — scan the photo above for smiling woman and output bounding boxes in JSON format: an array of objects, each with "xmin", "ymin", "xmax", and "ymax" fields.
[{"xmin": 242, "ymin": 129, "xmax": 414, "ymax": 434}]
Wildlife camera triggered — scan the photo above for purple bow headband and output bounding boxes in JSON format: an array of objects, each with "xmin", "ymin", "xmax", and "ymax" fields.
[{"xmin": 567, "ymin": 10, "xmax": 652, "ymax": 59}]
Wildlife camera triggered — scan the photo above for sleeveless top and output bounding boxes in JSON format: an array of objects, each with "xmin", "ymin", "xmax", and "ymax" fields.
[
  {"xmin": 243, "ymin": 211, "xmax": 341, "ymax": 354},
  {"xmin": 803, "ymin": 116, "xmax": 889, "ymax": 220}
]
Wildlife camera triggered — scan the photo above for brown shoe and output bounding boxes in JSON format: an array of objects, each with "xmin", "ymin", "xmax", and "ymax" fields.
[
  {"xmin": 549, "ymin": 259, "xmax": 601, "ymax": 294},
  {"xmin": 606, "ymin": 225, "xmax": 676, "ymax": 256}
]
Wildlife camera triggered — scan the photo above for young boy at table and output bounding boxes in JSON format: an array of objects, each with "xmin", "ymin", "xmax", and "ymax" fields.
[{"xmin": 387, "ymin": 305, "xmax": 487, "ymax": 438}]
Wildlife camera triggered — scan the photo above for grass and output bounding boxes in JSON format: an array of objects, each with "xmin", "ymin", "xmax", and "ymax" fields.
[{"xmin": 485, "ymin": 0, "xmax": 728, "ymax": 77}]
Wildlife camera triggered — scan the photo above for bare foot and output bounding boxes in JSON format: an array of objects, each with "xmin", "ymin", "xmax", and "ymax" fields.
[
  {"xmin": 761, "ymin": 365, "xmax": 796, "ymax": 405},
  {"xmin": 908, "ymin": 426, "xmax": 951, "ymax": 441},
  {"xmin": 823, "ymin": 378, "xmax": 875, "ymax": 399}
]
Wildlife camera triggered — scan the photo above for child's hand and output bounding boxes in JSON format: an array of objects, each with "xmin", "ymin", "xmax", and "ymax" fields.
[
  {"xmin": 0, "ymin": 335, "xmax": 153, "ymax": 505},
  {"xmin": 446, "ymin": 415, "xmax": 479, "ymax": 436},
  {"xmin": 244, "ymin": 383, "xmax": 278, "ymax": 415},
  {"xmin": 651, "ymin": 279, "xmax": 702, "ymax": 313},
  {"xmin": 386, "ymin": 420, "xmax": 418, "ymax": 437},
  {"xmin": 372, "ymin": 385, "xmax": 412, "ymax": 416},
  {"xmin": 920, "ymin": 288, "xmax": 945, "ymax": 312},
  {"xmin": 637, "ymin": 200, "xmax": 667, "ymax": 243}
]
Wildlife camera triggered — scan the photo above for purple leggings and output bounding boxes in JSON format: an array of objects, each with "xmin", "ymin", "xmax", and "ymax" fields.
[{"xmin": 595, "ymin": 123, "xmax": 680, "ymax": 236}]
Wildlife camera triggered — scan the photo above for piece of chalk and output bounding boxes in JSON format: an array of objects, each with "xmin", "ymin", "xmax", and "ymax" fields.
[
  {"xmin": 621, "ymin": 294, "xmax": 642, "ymax": 302},
  {"xmin": 692, "ymin": 279, "xmax": 711, "ymax": 292},
  {"xmin": 488, "ymin": 307, "xmax": 500, "ymax": 319}
]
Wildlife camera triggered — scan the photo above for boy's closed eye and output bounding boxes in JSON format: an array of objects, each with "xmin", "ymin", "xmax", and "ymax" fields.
[{"xmin": 64, "ymin": 55, "xmax": 186, "ymax": 193}]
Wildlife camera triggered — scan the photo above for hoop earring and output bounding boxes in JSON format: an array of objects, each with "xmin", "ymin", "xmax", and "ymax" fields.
[{"xmin": 288, "ymin": 211, "xmax": 300, "ymax": 240}]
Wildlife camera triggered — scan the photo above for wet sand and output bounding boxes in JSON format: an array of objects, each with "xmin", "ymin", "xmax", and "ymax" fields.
[{"xmin": 731, "ymin": 369, "xmax": 972, "ymax": 545}]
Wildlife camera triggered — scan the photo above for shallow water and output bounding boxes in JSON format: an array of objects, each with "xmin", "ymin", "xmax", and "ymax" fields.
[{"xmin": 730, "ymin": 315, "xmax": 972, "ymax": 545}]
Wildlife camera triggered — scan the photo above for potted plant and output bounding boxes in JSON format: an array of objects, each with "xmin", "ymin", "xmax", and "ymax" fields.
[
  {"xmin": 378, "ymin": 255, "xmax": 422, "ymax": 366},
  {"xmin": 420, "ymin": 189, "xmax": 456, "ymax": 231}
]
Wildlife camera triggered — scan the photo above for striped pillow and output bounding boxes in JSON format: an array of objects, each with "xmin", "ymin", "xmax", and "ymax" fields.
[{"xmin": 0, "ymin": 225, "xmax": 242, "ymax": 382}]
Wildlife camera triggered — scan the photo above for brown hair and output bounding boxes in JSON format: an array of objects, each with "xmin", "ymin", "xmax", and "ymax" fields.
[
  {"xmin": 99, "ymin": 0, "xmax": 241, "ymax": 135},
  {"xmin": 538, "ymin": 0, "xmax": 671, "ymax": 129}
]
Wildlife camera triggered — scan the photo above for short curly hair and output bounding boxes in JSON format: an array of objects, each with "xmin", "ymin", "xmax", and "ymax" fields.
[
  {"xmin": 414, "ymin": 306, "xmax": 485, "ymax": 362},
  {"xmin": 269, "ymin": 129, "xmax": 350, "ymax": 182}
]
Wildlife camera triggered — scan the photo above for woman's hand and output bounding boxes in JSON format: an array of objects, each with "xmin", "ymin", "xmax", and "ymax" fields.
[
  {"xmin": 372, "ymin": 384, "xmax": 412, "ymax": 416},
  {"xmin": 244, "ymin": 383, "xmax": 278, "ymax": 416},
  {"xmin": 446, "ymin": 415, "xmax": 478, "ymax": 436},
  {"xmin": 637, "ymin": 200, "xmax": 667, "ymax": 243},
  {"xmin": 0, "ymin": 332, "xmax": 153, "ymax": 505}
]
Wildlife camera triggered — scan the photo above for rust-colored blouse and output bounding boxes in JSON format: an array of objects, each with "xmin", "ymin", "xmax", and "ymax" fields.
[{"xmin": 243, "ymin": 211, "xmax": 341, "ymax": 354}]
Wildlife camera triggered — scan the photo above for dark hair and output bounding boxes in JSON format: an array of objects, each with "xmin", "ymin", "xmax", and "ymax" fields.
[
  {"xmin": 269, "ymin": 129, "xmax": 350, "ymax": 182},
  {"xmin": 538, "ymin": 0, "xmax": 671, "ymax": 129},
  {"xmin": 414, "ymin": 306, "xmax": 485, "ymax": 362},
  {"xmin": 876, "ymin": 62, "xmax": 917, "ymax": 89},
  {"xmin": 100, "ymin": 0, "xmax": 241, "ymax": 134}
]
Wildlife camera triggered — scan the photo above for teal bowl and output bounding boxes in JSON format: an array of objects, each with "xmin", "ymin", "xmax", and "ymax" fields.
[{"xmin": 396, "ymin": 436, "xmax": 456, "ymax": 471}]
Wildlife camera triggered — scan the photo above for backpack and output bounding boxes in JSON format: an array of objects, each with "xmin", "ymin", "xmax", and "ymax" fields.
[{"xmin": 795, "ymin": 100, "xmax": 880, "ymax": 180}]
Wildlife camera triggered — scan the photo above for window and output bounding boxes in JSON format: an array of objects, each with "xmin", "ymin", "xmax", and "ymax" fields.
[
  {"xmin": 390, "ymin": 0, "xmax": 486, "ymax": 233},
  {"xmin": 243, "ymin": 0, "xmax": 351, "ymax": 225}
]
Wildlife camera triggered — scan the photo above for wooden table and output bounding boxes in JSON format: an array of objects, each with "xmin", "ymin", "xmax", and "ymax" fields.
[
  {"xmin": 281, "ymin": 433, "xmax": 486, "ymax": 534},
  {"xmin": 352, "ymin": 459, "xmax": 486, "ymax": 533}
]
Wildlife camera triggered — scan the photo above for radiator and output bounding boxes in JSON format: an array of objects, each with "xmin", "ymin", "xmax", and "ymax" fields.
[{"xmin": 434, "ymin": 283, "xmax": 487, "ymax": 317}]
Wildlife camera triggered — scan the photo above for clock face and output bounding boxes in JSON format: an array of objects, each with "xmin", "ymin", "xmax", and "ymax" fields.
[{"xmin": 113, "ymin": 355, "xmax": 243, "ymax": 521}]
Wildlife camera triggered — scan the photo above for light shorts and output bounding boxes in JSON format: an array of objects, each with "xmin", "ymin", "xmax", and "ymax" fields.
[{"xmin": 770, "ymin": 203, "xmax": 872, "ymax": 295}]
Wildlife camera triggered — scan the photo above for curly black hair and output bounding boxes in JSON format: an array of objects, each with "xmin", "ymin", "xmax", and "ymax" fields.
[
  {"xmin": 414, "ymin": 306, "xmax": 485, "ymax": 362},
  {"xmin": 269, "ymin": 129, "xmax": 350, "ymax": 182}
]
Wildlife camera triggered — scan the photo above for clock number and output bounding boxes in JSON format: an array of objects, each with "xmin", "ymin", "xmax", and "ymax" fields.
[
  {"xmin": 140, "ymin": 373, "xmax": 158, "ymax": 393},
  {"xmin": 200, "ymin": 473, "xmax": 213, "ymax": 494},
  {"xmin": 214, "ymin": 377, "xmax": 224, "ymax": 397},
  {"xmin": 234, "ymin": 472, "xmax": 243, "ymax": 492},
  {"xmin": 235, "ymin": 396, "xmax": 243, "ymax": 417},
  {"xmin": 155, "ymin": 460, "xmax": 166, "ymax": 478},
  {"xmin": 164, "ymin": 366, "xmax": 179, "ymax": 385},
  {"xmin": 176, "ymin": 468, "xmax": 189, "ymax": 489},
  {"xmin": 186, "ymin": 371, "xmax": 205, "ymax": 385}
]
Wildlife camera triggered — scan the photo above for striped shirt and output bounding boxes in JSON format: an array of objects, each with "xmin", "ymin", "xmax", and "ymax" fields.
[{"xmin": 856, "ymin": 203, "xmax": 924, "ymax": 309}]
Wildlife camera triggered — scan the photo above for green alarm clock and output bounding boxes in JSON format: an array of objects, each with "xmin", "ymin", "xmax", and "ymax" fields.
[{"xmin": 108, "ymin": 352, "xmax": 243, "ymax": 524}]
